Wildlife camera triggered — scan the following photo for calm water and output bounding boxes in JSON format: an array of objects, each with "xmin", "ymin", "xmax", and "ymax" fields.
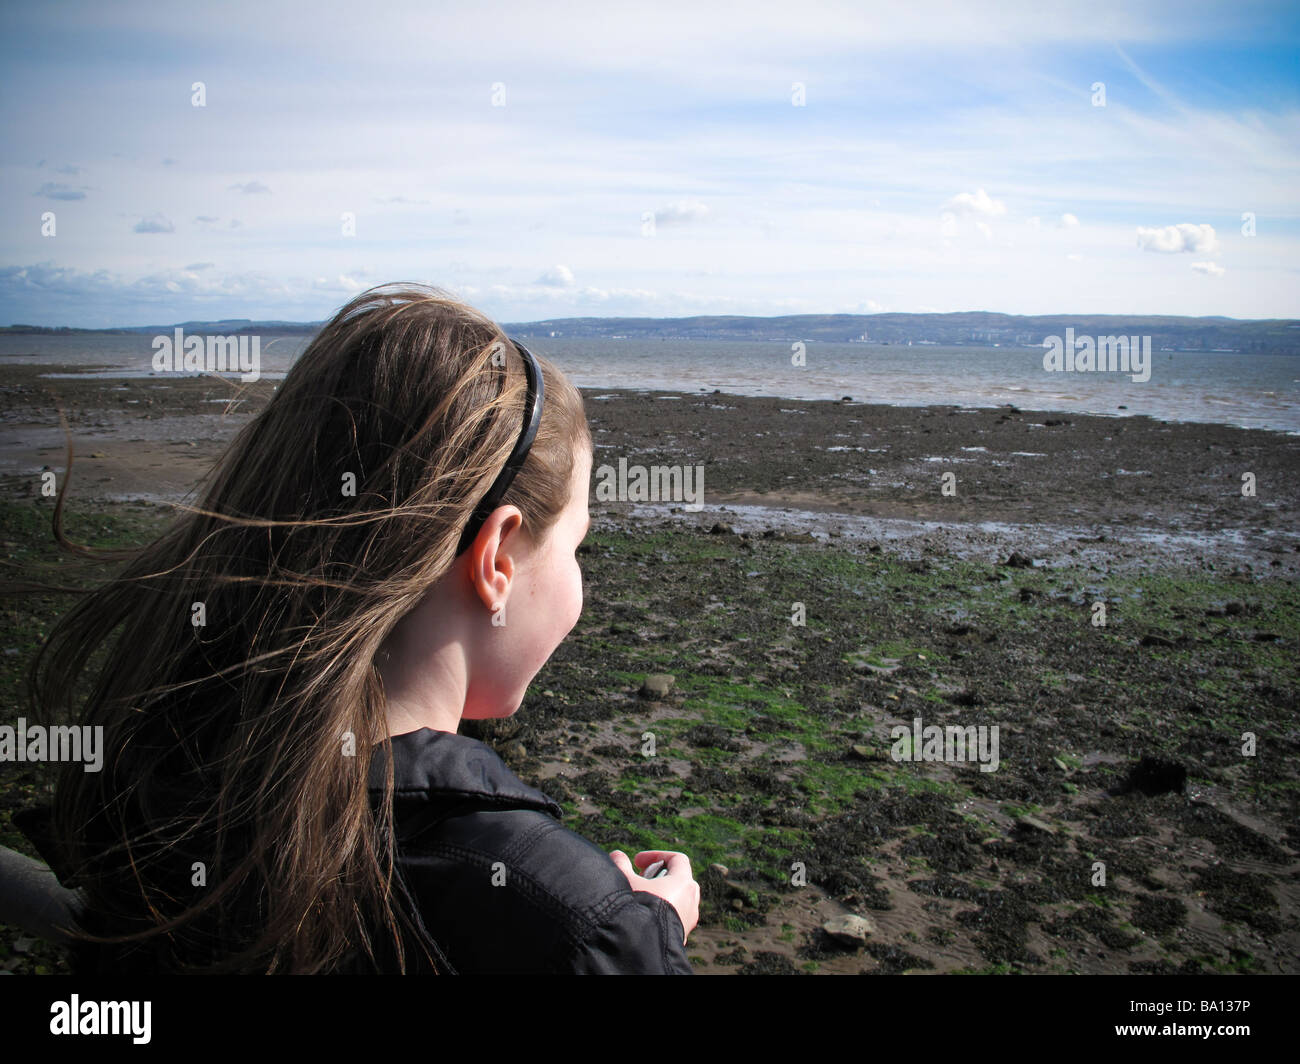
[{"xmin": 2, "ymin": 333, "xmax": 1297, "ymax": 433}]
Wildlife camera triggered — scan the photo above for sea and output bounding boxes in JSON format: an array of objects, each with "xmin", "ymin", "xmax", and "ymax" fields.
[{"xmin": 2, "ymin": 333, "xmax": 1297, "ymax": 434}]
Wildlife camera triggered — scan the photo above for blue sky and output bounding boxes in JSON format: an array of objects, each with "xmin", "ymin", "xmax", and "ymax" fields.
[{"xmin": 1, "ymin": 0, "xmax": 1297, "ymax": 327}]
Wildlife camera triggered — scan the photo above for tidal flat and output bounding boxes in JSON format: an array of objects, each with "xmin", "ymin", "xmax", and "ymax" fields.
[{"xmin": 0, "ymin": 368, "xmax": 1296, "ymax": 974}]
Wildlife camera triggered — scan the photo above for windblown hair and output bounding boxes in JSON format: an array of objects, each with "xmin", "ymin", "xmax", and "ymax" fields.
[{"xmin": 29, "ymin": 283, "xmax": 591, "ymax": 973}]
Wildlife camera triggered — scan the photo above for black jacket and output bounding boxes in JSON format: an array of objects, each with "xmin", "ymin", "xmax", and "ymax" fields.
[
  {"xmin": 365, "ymin": 727, "xmax": 694, "ymax": 974},
  {"xmin": 13, "ymin": 727, "xmax": 692, "ymax": 974}
]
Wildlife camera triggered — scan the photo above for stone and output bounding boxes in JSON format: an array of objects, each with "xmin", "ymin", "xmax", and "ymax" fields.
[
  {"xmin": 823, "ymin": 914, "xmax": 875, "ymax": 944},
  {"xmin": 639, "ymin": 674, "xmax": 675, "ymax": 699}
]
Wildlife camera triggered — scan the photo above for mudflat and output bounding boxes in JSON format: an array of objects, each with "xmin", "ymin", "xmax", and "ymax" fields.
[{"xmin": 0, "ymin": 367, "xmax": 1296, "ymax": 974}]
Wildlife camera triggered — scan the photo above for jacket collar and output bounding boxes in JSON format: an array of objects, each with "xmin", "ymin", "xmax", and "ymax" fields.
[{"xmin": 367, "ymin": 727, "xmax": 563, "ymax": 818}]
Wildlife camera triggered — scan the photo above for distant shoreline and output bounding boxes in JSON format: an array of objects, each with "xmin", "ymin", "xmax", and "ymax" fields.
[
  {"xmin": 3, "ymin": 361, "xmax": 1297, "ymax": 435},
  {"xmin": 4, "ymin": 308, "xmax": 1298, "ymax": 356},
  {"xmin": 3, "ymin": 367, "xmax": 1293, "ymax": 577}
]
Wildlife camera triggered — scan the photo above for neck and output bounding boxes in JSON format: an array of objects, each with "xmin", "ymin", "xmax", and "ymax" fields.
[{"xmin": 377, "ymin": 635, "xmax": 471, "ymax": 739}]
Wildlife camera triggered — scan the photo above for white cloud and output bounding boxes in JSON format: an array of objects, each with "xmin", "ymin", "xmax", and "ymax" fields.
[
  {"xmin": 1058, "ymin": 213, "xmax": 1079, "ymax": 228},
  {"xmin": 942, "ymin": 188, "xmax": 1006, "ymax": 217},
  {"xmin": 37, "ymin": 182, "xmax": 87, "ymax": 201},
  {"xmin": 1191, "ymin": 260, "xmax": 1225, "ymax": 277},
  {"xmin": 975, "ymin": 220, "xmax": 992, "ymax": 240},
  {"xmin": 133, "ymin": 214, "xmax": 175, "ymax": 234},
  {"xmin": 654, "ymin": 201, "xmax": 710, "ymax": 226},
  {"xmin": 1027, "ymin": 216, "xmax": 1041, "ymax": 229},
  {"xmin": 1136, "ymin": 222, "xmax": 1218, "ymax": 254},
  {"xmin": 229, "ymin": 180, "xmax": 272, "ymax": 195},
  {"xmin": 537, "ymin": 264, "xmax": 576, "ymax": 287}
]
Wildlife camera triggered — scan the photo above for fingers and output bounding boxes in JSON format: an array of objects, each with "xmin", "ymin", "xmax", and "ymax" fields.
[
  {"xmin": 633, "ymin": 850, "xmax": 692, "ymax": 877},
  {"xmin": 608, "ymin": 850, "xmax": 635, "ymax": 875}
]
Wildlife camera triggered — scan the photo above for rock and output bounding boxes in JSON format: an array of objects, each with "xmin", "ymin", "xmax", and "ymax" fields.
[
  {"xmin": 639, "ymin": 673, "xmax": 675, "ymax": 699},
  {"xmin": 822, "ymin": 914, "xmax": 875, "ymax": 944},
  {"xmin": 1015, "ymin": 816, "xmax": 1056, "ymax": 835},
  {"xmin": 850, "ymin": 744, "xmax": 878, "ymax": 760},
  {"xmin": 708, "ymin": 522, "xmax": 733, "ymax": 535},
  {"xmin": 1052, "ymin": 757, "xmax": 1071, "ymax": 772},
  {"xmin": 1005, "ymin": 551, "xmax": 1033, "ymax": 568},
  {"xmin": 499, "ymin": 740, "xmax": 527, "ymax": 761},
  {"xmin": 1122, "ymin": 756, "xmax": 1186, "ymax": 796},
  {"xmin": 709, "ymin": 863, "xmax": 730, "ymax": 877}
]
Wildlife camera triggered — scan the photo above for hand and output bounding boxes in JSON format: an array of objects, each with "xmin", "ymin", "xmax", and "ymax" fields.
[{"xmin": 609, "ymin": 850, "xmax": 700, "ymax": 944}]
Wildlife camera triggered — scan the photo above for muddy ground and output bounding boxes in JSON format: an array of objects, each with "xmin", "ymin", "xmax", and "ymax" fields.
[{"xmin": 0, "ymin": 367, "xmax": 1296, "ymax": 974}]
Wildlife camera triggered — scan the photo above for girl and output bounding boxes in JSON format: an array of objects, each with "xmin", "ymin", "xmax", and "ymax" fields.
[{"xmin": 27, "ymin": 283, "xmax": 699, "ymax": 974}]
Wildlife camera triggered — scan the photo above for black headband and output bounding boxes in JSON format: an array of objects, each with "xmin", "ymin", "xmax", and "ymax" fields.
[{"xmin": 455, "ymin": 339, "xmax": 545, "ymax": 556}]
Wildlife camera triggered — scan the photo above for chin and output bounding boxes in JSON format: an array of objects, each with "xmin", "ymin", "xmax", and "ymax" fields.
[{"xmin": 464, "ymin": 689, "xmax": 526, "ymax": 721}]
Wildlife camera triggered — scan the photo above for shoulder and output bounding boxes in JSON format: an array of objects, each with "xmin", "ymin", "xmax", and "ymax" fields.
[{"xmin": 371, "ymin": 729, "xmax": 692, "ymax": 973}]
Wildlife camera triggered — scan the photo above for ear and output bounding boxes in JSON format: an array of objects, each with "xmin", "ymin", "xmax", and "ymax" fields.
[{"xmin": 464, "ymin": 505, "xmax": 524, "ymax": 611}]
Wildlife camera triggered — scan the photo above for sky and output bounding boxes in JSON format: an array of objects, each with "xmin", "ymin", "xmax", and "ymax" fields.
[{"xmin": 1, "ymin": 0, "xmax": 1298, "ymax": 327}]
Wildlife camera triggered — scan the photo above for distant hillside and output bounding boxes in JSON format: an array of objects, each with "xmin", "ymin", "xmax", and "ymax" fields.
[
  {"xmin": 5, "ymin": 312, "xmax": 1298, "ymax": 354},
  {"xmin": 0, "ymin": 320, "xmax": 319, "ymax": 336}
]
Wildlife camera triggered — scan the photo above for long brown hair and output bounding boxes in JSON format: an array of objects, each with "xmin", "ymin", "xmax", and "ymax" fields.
[{"xmin": 29, "ymin": 283, "xmax": 591, "ymax": 973}]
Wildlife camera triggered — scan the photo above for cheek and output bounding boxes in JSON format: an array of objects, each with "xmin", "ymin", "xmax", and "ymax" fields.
[{"xmin": 566, "ymin": 558, "xmax": 584, "ymax": 629}]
